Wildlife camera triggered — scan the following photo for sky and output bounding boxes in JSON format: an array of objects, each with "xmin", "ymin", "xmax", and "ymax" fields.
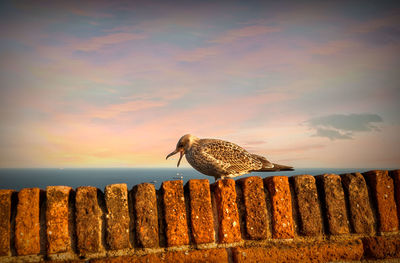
[{"xmin": 0, "ymin": 0, "xmax": 399, "ymax": 168}]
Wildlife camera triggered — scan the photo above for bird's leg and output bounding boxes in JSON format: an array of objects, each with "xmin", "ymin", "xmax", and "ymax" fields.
[{"xmin": 214, "ymin": 175, "xmax": 224, "ymax": 182}]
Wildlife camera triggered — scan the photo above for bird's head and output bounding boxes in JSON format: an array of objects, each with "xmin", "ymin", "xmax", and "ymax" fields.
[{"xmin": 166, "ymin": 134, "xmax": 197, "ymax": 167}]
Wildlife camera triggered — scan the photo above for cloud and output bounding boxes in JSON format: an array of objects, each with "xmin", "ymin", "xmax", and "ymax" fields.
[
  {"xmin": 310, "ymin": 40, "xmax": 359, "ymax": 55},
  {"xmin": 74, "ymin": 33, "xmax": 146, "ymax": 51},
  {"xmin": 68, "ymin": 6, "xmax": 112, "ymax": 18},
  {"xmin": 312, "ymin": 128, "xmax": 352, "ymax": 140},
  {"xmin": 349, "ymin": 13, "xmax": 400, "ymax": 34},
  {"xmin": 306, "ymin": 113, "xmax": 383, "ymax": 140},
  {"xmin": 308, "ymin": 113, "xmax": 383, "ymax": 131},
  {"xmin": 86, "ymin": 99, "xmax": 167, "ymax": 119},
  {"xmin": 210, "ymin": 25, "xmax": 280, "ymax": 44},
  {"xmin": 176, "ymin": 47, "xmax": 219, "ymax": 62}
]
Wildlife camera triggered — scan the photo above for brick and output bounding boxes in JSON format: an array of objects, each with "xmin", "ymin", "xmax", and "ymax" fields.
[
  {"xmin": 0, "ymin": 189, "xmax": 14, "ymax": 256},
  {"xmin": 15, "ymin": 188, "xmax": 41, "ymax": 255},
  {"xmin": 133, "ymin": 183, "xmax": 159, "ymax": 248},
  {"xmin": 162, "ymin": 180, "xmax": 189, "ymax": 246},
  {"xmin": 390, "ymin": 170, "xmax": 400, "ymax": 221},
  {"xmin": 341, "ymin": 173, "xmax": 375, "ymax": 234},
  {"xmin": 363, "ymin": 235, "xmax": 400, "ymax": 259},
  {"xmin": 264, "ymin": 176, "xmax": 295, "ymax": 239},
  {"xmin": 187, "ymin": 179, "xmax": 214, "ymax": 244},
  {"xmin": 90, "ymin": 248, "xmax": 229, "ymax": 263},
  {"xmin": 91, "ymin": 254, "xmax": 162, "ymax": 263},
  {"xmin": 292, "ymin": 175, "xmax": 323, "ymax": 236},
  {"xmin": 238, "ymin": 176, "xmax": 269, "ymax": 239},
  {"xmin": 364, "ymin": 170, "xmax": 398, "ymax": 232},
  {"xmin": 232, "ymin": 239, "xmax": 363, "ymax": 263},
  {"xmin": 46, "ymin": 186, "xmax": 73, "ymax": 254},
  {"xmin": 104, "ymin": 184, "xmax": 131, "ymax": 250},
  {"xmin": 318, "ymin": 174, "xmax": 349, "ymax": 234},
  {"xmin": 213, "ymin": 179, "xmax": 241, "ymax": 243},
  {"xmin": 163, "ymin": 248, "xmax": 229, "ymax": 263},
  {"xmin": 47, "ymin": 260, "xmax": 84, "ymax": 263},
  {"xmin": 75, "ymin": 186, "xmax": 103, "ymax": 255}
]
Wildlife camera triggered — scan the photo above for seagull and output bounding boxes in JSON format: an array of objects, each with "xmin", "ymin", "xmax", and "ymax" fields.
[{"xmin": 166, "ymin": 134, "xmax": 293, "ymax": 181}]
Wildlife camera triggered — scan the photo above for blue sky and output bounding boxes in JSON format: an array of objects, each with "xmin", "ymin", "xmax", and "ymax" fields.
[{"xmin": 0, "ymin": 0, "xmax": 399, "ymax": 168}]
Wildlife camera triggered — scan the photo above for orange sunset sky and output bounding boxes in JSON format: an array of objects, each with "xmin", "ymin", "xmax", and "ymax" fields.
[{"xmin": 0, "ymin": 1, "xmax": 399, "ymax": 168}]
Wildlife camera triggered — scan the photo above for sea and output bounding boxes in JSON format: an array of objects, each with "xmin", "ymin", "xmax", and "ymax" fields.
[{"xmin": 0, "ymin": 168, "xmax": 389, "ymax": 191}]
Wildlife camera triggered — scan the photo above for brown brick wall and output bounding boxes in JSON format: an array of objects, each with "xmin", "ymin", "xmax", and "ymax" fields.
[
  {"xmin": 213, "ymin": 179, "xmax": 242, "ymax": 243},
  {"xmin": 264, "ymin": 176, "xmax": 295, "ymax": 239},
  {"xmin": 364, "ymin": 170, "xmax": 399, "ymax": 233},
  {"xmin": 233, "ymin": 239, "xmax": 364, "ymax": 263},
  {"xmin": 341, "ymin": 172, "xmax": 375, "ymax": 234},
  {"xmin": 46, "ymin": 186, "xmax": 73, "ymax": 254},
  {"xmin": 132, "ymin": 183, "xmax": 159, "ymax": 248},
  {"xmin": 75, "ymin": 186, "xmax": 104, "ymax": 256},
  {"xmin": 238, "ymin": 176, "xmax": 269, "ymax": 239},
  {"xmin": 15, "ymin": 188, "xmax": 41, "ymax": 256},
  {"xmin": 161, "ymin": 180, "xmax": 189, "ymax": 246},
  {"xmin": 292, "ymin": 175, "xmax": 323, "ymax": 236},
  {"xmin": 0, "ymin": 189, "xmax": 14, "ymax": 256},
  {"xmin": 187, "ymin": 179, "xmax": 215, "ymax": 244},
  {"xmin": 104, "ymin": 184, "xmax": 131, "ymax": 250},
  {"xmin": 0, "ymin": 169, "xmax": 400, "ymax": 262},
  {"xmin": 318, "ymin": 174, "xmax": 349, "ymax": 235},
  {"xmin": 390, "ymin": 170, "xmax": 400, "ymax": 225}
]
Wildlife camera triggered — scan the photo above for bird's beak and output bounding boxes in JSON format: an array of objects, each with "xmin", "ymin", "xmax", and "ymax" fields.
[{"xmin": 166, "ymin": 149, "xmax": 184, "ymax": 167}]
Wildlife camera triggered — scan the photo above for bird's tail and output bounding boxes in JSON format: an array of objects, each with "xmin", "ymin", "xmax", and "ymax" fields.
[
  {"xmin": 270, "ymin": 163, "xmax": 294, "ymax": 171},
  {"xmin": 251, "ymin": 154, "xmax": 294, "ymax": 172},
  {"xmin": 255, "ymin": 163, "xmax": 294, "ymax": 172}
]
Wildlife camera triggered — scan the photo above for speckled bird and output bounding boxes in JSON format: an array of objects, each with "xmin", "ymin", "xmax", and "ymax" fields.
[{"xmin": 166, "ymin": 134, "xmax": 293, "ymax": 181}]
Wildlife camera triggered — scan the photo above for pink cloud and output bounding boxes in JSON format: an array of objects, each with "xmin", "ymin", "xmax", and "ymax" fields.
[
  {"xmin": 349, "ymin": 13, "xmax": 400, "ymax": 33},
  {"xmin": 176, "ymin": 47, "xmax": 219, "ymax": 62},
  {"xmin": 68, "ymin": 6, "xmax": 113, "ymax": 18},
  {"xmin": 310, "ymin": 40, "xmax": 359, "ymax": 55},
  {"xmin": 210, "ymin": 25, "xmax": 280, "ymax": 44},
  {"xmin": 86, "ymin": 99, "xmax": 167, "ymax": 119},
  {"xmin": 266, "ymin": 144, "xmax": 326, "ymax": 155},
  {"xmin": 72, "ymin": 87, "xmax": 188, "ymax": 120},
  {"xmin": 75, "ymin": 33, "xmax": 146, "ymax": 51}
]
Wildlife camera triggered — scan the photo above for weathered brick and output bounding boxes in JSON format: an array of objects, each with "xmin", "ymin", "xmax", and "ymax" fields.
[
  {"xmin": 363, "ymin": 235, "xmax": 400, "ymax": 259},
  {"xmin": 187, "ymin": 179, "xmax": 214, "ymax": 244},
  {"xmin": 232, "ymin": 239, "xmax": 363, "ymax": 263},
  {"xmin": 238, "ymin": 176, "xmax": 269, "ymax": 239},
  {"xmin": 264, "ymin": 176, "xmax": 295, "ymax": 239},
  {"xmin": 162, "ymin": 180, "xmax": 189, "ymax": 246},
  {"xmin": 390, "ymin": 170, "xmax": 400, "ymax": 221},
  {"xmin": 104, "ymin": 184, "xmax": 131, "ymax": 250},
  {"xmin": 153, "ymin": 248, "xmax": 229, "ymax": 263},
  {"xmin": 46, "ymin": 186, "xmax": 72, "ymax": 254},
  {"xmin": 213, "ymin": 179, "xmax": 241, "ymax": 243},
  {"xmin": 0, "ymin": 189, "xmax": 14, "ymax": 256},
  {"xmin": 75, "ymin": 186, "xmax": 103, "ymax": 255},
  {"xmin": 133, "ymin": 183, "xmax": 159, "ymax": 248},
  {"xmin": 364, "ymin": 170, "xmax": 398, "ymax": 232},
  {"xmin": 341, "ymin": 173, "xmax": 375, "ymax": 234},
  {"xmin": 15, "ymin": 188, "xmax": 41, "ymax": 255},
  {"xmin": 90, "ymin": 248, "xmax": 229, "ymax": 263},
  {"xmin": 292, "ymin": 175, "xmax": 323, "ymax": 236},
  {"xmin": 318, "ymin": 174, "xmax": 349, "ymax": 234}
]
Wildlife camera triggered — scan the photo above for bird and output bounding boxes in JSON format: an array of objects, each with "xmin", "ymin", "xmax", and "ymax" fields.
[{"xmin": 166, "ymin": 134, "xmax": 293, "ymax": 181}]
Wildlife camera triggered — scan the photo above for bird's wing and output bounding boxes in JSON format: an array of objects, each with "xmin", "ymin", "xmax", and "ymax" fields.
[{"xmin": 198, "ymin": 139, "xmax": 262, "ymax": 175}]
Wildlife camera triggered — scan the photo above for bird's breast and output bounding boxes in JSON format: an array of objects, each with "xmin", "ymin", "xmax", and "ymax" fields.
[
  {"xmin": 185, "ymin": 147, "xmax": 217, "ymax": 177},
  {"xmin": 185, "ymin": 148, "xmax": 197, "ymax": 167}
]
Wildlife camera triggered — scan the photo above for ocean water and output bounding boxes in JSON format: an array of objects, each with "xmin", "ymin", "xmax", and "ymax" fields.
[{"xmin": 0, "ymin": 168, "xmax": 386, "ymax": 191}]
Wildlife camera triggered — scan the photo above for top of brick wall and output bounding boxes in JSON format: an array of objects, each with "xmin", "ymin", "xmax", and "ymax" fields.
[{"xmin": 0, "ymin": 169, "xmax": 399, "ymax": 262}]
